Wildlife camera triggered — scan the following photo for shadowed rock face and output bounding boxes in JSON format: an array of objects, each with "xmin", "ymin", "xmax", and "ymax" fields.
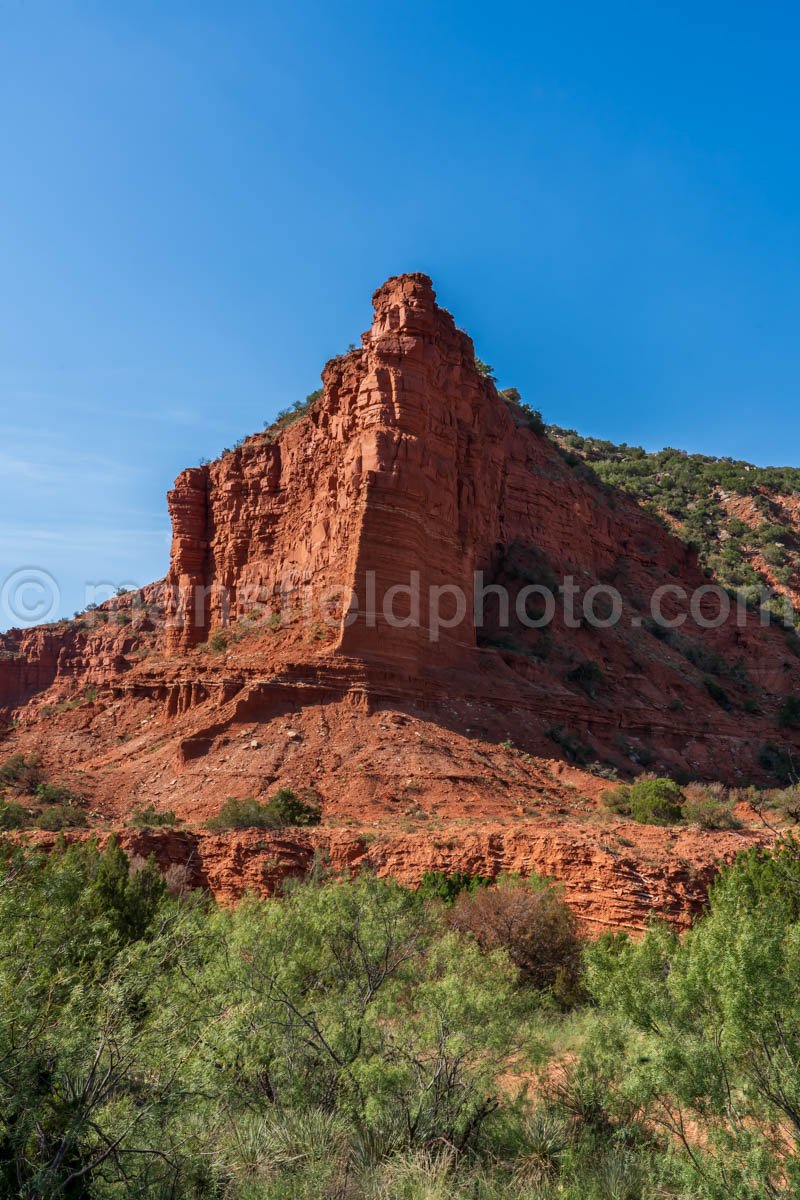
[{"xmin": 1, "ymin": 273, "xmax": 799, "ymax": 930}]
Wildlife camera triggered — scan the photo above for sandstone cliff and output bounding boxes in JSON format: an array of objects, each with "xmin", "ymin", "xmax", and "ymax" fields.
[{"xmin": 1, "ymin": 274, "xmax": 798, "ymax": 928}]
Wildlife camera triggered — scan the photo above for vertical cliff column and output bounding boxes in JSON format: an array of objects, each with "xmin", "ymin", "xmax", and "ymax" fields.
[
  {"xmin": 165, "ymin": 466, "xmax": 210, "ymax": 651},
  {"xmin": 337, "ymin": 274, "xmax": 486, "ymax": 672}
]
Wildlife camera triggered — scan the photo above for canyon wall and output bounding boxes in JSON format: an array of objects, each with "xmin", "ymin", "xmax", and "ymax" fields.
[
  {"xmin": 163, "ymin": 274, "xmax": 706, "ymax": 667},
  {"xmin": 1, "ymin": 273, "xmax": 799, "ymax": 933}
]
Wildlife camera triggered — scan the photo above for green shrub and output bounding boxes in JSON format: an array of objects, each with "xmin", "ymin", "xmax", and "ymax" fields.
[
  {"xmin": 207, "ymin": 796, "xmax": 272, "ymax": 831},
  {"xmin": 33, "ymin": 804, "xmax": 88, "ymax": 831},
  {"xmin": 268, "ymin": 787, "xmax": 322, "ymax": 826},
  {"xmin": 565, "ymin": 660, "xmax": 604, "ymax": 698},
  {"xmin": 703, "ymin": 675, "xmax": 732, "ymax": 710},
  {"xmin": 628, "ymin": 776, "xmax": 686, "ymax": 824},
  {"xmin": 35, "ymin": 781, "xmax": 84, "ymax": 806},
  {"xmin": 683, "ymin": 642, "xmax": 730, "ymax": 675},
  {"xmin": 130, "ymin": 805, "xmax": 178, "ymax": 830},
  {"xmin": 604, "ymin": 775, "xmax": 685, "ymax": 825},
  {"xmin": 208, "ymin": 631, "xmax": 229, "ymax": 652},
  {"xmin": 760, "ymin": 785, "xmax": 800, "ymax": 824},
  {"xmin": 547, "ymin": 726, "xmax": 593, "ymax": 765},
  {"xmin": 545, "ymin": 425, "xmax": 800, "ymax": 624},
  {"xmin": 448, "ymin": 874, "xmax": 583, "ymax": 1002},
  {"xmin": 643, "ymin": 614, "xmax": 673, "ymax": 641},
  {"xmin": 762, "ymin": 543, "xmax": 788, "ymax": 567},
  {"xmin": 603, "ymin": 784, "xmax": 633, "ymax": 816},
  {"xmin": 0, "ymin": 753, "xmax": 41, "ymax": 794},
  {"xmin": 499, "ymin": 387, "xmax": 545, "ymax": 433},
  {"xmin": 207, "ymin": 787, "xmax": 322, "ymax": 831},
  {"xmin": 417, "ymin": 870, "xmax": 491, "ymax": 905},
  {"xmin": 759, "ymin": 522, "xmax": 788, "ymax": 544},
  {"xmin": 583, "ymin": 837, "xmax": 800, "ymax": 1197},
  {"xmin": 0, "ymin": 798, "xmax": 28, "ymax": 830},
  {"xmin": 264, "ymin": 389, "xmax": 323, "ymax": 438},
  {"xmin": 758, "ymin": 741, "xmax": 797, "ymax": 785},
  {"xmin": 778, "ymin": 695, "xmax": 800, "ymax": 729},
  {"xmin": 682, "ymin": 784, "xmax": 741, "ymax": 830}
]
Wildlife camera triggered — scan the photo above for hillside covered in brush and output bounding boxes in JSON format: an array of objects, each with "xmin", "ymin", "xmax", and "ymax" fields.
[{"xmin": 548, "ymin": 426, "xmax": 800, "ymax": 612}]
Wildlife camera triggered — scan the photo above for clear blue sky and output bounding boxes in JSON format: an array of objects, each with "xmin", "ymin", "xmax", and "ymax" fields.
[{"xmin": 2, "ymin": 0, "xmax": 799, "ymax": 627}]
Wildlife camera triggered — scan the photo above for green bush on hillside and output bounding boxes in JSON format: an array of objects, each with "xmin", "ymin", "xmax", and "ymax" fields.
[
  {"xmin": 206, "ymin": 786, "xmax": 322, "ymax": 831},
  {"xmin": 604, "ymin": 774, "xmax": 685, "ymax": 824},
  {"xmin": 546, "ymin": 425, "xmax": 800, "ymax": 611},
  {"xmin": 0, "ymin": 753, "xmax": 42, "ymax": 794},
  {"xmin": 682, "ymin": 782, "xmax": 741, "ymax": 830},
  {"xmin": 0, "ymin": 798, "xmax": 28, "ymax": 830},
  {"xmin": 779, "ymin": 695, "xmax": 800, "ymax": 729},
  {"xmin": 32, "ymin": 803, "xmax": 88, "ymax": 831},
  {"xmin": 264, "ymin": 389, "xmax": 323, "ymax": 439},
  {"xmin": 565, "ymin": 659, "xmax": 604, "ymax": 698},
  {"xmin": 417, "ymin": 869, "xmax": 491, "ymax": 905},
  {"xmin": 547, "ymin": 724, "xmax": 593, "ymax": 765},
  {"xmin": 759, "ymin": 741, "xmax": 798, "ymax": 785},
  {"xmin": 498, "ymin": 386, "xmax": 545, "ymax": 433},
  {"xmin": 0, "ymin": 756, "xmax": 87, "ymax": 829},
  {"xmin": 130, "ymin": 805, "xmax": 178, "ymax": 830}
]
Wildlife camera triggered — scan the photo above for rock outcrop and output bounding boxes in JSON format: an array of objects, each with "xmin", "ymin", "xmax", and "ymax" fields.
[{"xmin": 1, "ymin": 273, "xmax": 799, "ymax": 930}]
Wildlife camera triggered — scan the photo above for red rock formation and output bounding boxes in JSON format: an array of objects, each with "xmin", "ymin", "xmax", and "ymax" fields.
[
  {"xmin": 1, "ymin": 272, "xmax": 799, "ymax": 930},
  {"xmin": 23, "ymin": 818, "xmax": 768, "ymax": 934}
]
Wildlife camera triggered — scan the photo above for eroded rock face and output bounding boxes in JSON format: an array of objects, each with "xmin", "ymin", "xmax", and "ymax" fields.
[
  {"xmin": 26, "ymin": 819, "xmax": 766, "ymax": 934},
  {"xmin": 164, "ymin": 273, "xmax": 493, "ymax": 666},
  {"xmin": 160, "ymin": 272, "xmax": 800, "ymax": 719},
  {"xmin": 1, "ymin": 273, "xmax": 799, "ymax": 931},
  {"xmin": 162, "ymin": 274, "xmax": 699, "ymax": 663}
]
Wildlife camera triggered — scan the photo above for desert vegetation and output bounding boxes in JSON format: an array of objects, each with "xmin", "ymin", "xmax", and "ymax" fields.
[
  {"xmin": 263, "ymin": 388, "xmax": 324, "ymax": 440},
  {"xmin": 600, "ymin": 772, "xmax": 800, "ymax": 830},
  {"xmin": 0, "ymin": 754, "xmax": 87, "ymax": 831},
  {"xmin": 548, "ymin": 427, "xmax": 800, "ymax": 612},
  {"xmin": 205, "ymin": 786, "xmax": 322, "ymax": 831},
  {"xmin": 2, "ymin": 836, "xmax": 800, "ymax": 1197}
]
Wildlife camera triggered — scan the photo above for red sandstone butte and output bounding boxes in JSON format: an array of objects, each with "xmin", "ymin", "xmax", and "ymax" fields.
[{"xmin": 1, "ymin": 274, "xmax": 798, "ymax": 929}]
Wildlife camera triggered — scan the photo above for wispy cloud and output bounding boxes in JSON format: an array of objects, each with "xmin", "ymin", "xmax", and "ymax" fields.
[{"xmin": 0, "ymin": 447, "xmax": 138, "ymax": 490}]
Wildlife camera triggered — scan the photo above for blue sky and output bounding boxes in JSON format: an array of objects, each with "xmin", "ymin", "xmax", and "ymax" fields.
[{"xmin": 2, "ymin": 0, "xmax": 799, "ymax": 627}]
